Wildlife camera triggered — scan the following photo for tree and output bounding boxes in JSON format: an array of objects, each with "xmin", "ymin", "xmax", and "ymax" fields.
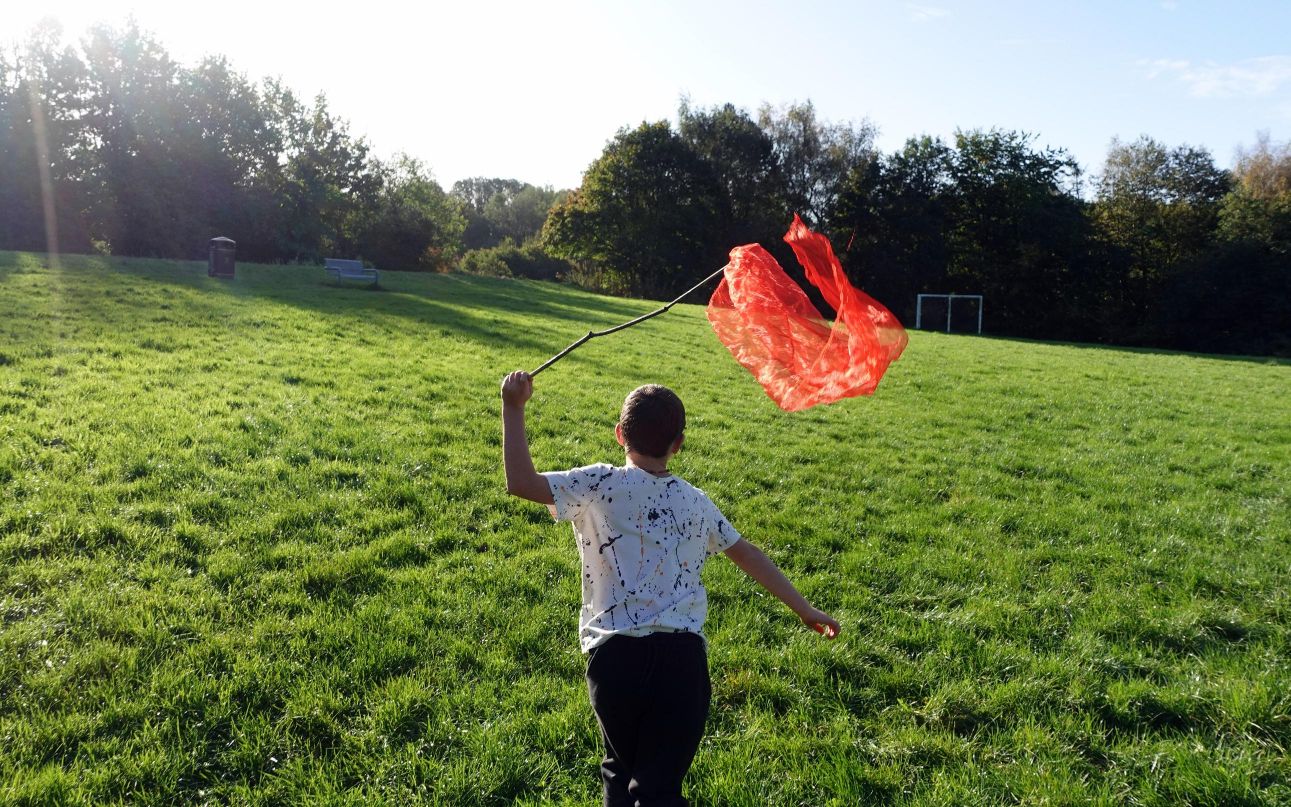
[
  {"xmin": 1147, "ymin": 240, "xmax": 1290, "ymax": 356},
  {"xmin": 1091, "ymin": 136, "xmax": 1231, "ymax": 323},
  {"xmin": 830, "ymin": 136, "xmax": 954, "ymax": 325},
  {"xmin": 271, "ymin": 91, "xmax": 379, "ymax": 262},
  {"xmin": 0, "ymin": 21, "xmax": 95, "ymax": 254},
  {"xmin": 357, "ymin": 154, "xmax": 465, "ymax": 271},
  {"xmin": 678, "ymin": 99, "xmax": 787, "ymax": 249},
  {"xmin": 81, "ymin": 21, "xmax": 199, "ymax": 256},
  {"xmin": 543, "ymin": 121, "xmax": 722, "ymax": 297},
  {"xmin": 451, "ymin": 177, "xmax": 524, "ymax": 214},
  {"xmin": 175, "ymin": 56, "xmax": 284, "ymax": 256},
  {"xmin": 450, "ymin": 178, "xmax": 564, "ymax": 249},
  {"xmin": 1163, "ymin": 132, "xmax": 1291, "ymax": 356},
  {"xmin": 1218, "ymin": 132, "xmax": 1291, "ymax": 254},
  {"xmin": 0, "ymin": 22, "xmax": 468, "ymax": 269},
  {"xmin": 452, "ymin": 177, "xmax": 524, "ymax": 249},
  {"xmin": 832, "ymin": 130, "xmax": 1100, "ymax": 338},
  {"xmin": 482, "ymin": 183, "xmax": 563, "ymax": 246},
  {"xmin": 757, "ymin": 100, "xmax": 876, "ymax": 227}
]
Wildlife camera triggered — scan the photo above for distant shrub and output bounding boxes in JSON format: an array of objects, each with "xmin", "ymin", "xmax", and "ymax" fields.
[
  {"xmin": 457, "ymin": 241, "xmax": 573, "ymax": 281},
  {"xmin": 561, "ymin": 263, "xmax": 635, "ymax": 297},
  {"xmin": 458, "ymin": 248, "xmax": 512, "ymax": 278}
]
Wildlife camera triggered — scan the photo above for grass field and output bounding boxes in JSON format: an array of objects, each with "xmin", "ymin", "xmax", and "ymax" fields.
[{"xmin": 1, "ymin": 250, "xmax": 1288, "ymax": 806}]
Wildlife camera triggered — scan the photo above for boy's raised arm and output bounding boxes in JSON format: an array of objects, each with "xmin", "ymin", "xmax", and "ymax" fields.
[
  {"xmin": 723, "ymin": 538, "xmax": 839, "ymax": 638},
  {"xmin": 500, "ymin": 371, "xmax": 555, "ymax": 505}
]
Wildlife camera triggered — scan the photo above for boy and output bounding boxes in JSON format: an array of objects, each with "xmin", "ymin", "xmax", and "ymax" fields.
[{"xmin": 500, "ymin": 370, "xmax": 838, "ymax": 807}]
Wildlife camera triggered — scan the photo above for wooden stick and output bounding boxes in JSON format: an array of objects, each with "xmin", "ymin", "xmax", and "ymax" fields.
[{"xmin": 530, "ymin": 264, "xmax": 729, "ymax": 377}]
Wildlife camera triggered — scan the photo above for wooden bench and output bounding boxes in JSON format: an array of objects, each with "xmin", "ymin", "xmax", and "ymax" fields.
[{"xmin": 324, "ymin": 258, "xmax": 379, "ymax": 287}]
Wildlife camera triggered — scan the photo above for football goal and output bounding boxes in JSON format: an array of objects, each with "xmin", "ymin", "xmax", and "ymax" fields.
[{"xmin": 915, "ymin": 293, "xmax": 984, "ymax": 334}]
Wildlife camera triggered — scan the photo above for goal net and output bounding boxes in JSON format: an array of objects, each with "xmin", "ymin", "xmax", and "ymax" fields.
[{"xmin": 915, "ymin": 294, "xmax": 983, "ymax": 334}]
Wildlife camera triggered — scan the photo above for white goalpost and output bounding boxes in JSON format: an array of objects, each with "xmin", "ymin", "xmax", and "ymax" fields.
[{"xmin": 915, "ymin": 293, "xmax": 984, "ymax": 334}]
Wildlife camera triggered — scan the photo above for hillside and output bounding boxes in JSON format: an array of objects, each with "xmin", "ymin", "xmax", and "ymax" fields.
[{"xmin": 1, "ymin": 252, "xmax": 1288, "ymax": 805}]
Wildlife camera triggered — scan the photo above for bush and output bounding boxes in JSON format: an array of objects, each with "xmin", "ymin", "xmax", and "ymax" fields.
[
  {"xmin": 458, "ymin": 248, "xmax": 512, "ymax": 277},
  {"xmin": 456, "ymin": 242, "xmax": 574, "ymax": 282}
]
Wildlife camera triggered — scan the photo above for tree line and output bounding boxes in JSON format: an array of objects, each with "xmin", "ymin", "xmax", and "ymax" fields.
[
  {"xmin": 3, "ymin": 23, "xmax": 1288, "ymax": 355},
  {"xmin": 543, "ymin": 105, "xmax": 1289, "ymax": 355},
  {"xmin": 0, "ymin": 22, "xmax": 538, "ymax": 271}
]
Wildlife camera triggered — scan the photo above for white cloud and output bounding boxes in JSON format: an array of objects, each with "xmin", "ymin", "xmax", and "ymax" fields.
[
  {"xmin": 1159, "ymin": 0, "xmax": 1179, "ymax": 11},
  {"xmin": 1145, "ymin": 56, "xmax": 1291, "ymax": 98},
  {"xmin": 906, "ymin": 4, "xmax": 950, "ymax": 22}
]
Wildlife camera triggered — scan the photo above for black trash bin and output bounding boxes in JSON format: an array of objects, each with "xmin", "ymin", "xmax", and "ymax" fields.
[{"xmin": 208, "ymin": 236, "xmax": 236, "ymax": 279}]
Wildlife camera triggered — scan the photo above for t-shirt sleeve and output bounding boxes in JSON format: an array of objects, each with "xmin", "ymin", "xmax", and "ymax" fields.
[
  {"xmin": 702, "ymin": 495, "xmax": 742, "ymax": 555},
  {"xmin": 542, "ymin": 464, "xmax": 613, "ymax": 523}
]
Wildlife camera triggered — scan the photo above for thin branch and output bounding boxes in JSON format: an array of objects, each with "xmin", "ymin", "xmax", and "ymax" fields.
[{"xmin": 530, "ymin": 264, "xmax": 728, "ymax": 376}]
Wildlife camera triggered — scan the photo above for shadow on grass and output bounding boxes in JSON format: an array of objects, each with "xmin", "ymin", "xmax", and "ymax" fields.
[
  {"xmin": 248, "ymin": 272, "xmax": 659, "ymax": 357},
  {"xmin": 930, "ymin": 330, "xmax": 1290, "ymax": 366},
  {"xmin": 8, "ymin": 251, "xmax": 1288, "ymax": 366},
  {"xmin": 1, "ymin": 251, "xmax": 667, "ymax": 357}
]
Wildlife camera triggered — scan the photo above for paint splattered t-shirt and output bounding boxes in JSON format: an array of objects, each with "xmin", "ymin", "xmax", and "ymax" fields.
[{"xmin": 543, "ymin": 464, "xmax": 742, "ymax": 652}]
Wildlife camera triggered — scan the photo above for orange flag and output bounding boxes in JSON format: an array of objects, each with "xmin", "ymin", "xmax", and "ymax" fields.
[{"xmin": 707, "ymin": 214, "xmax": 907, "ymax": 411}]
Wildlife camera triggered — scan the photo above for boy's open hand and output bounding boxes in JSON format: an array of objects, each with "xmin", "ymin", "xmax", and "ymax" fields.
[
  {"xmin": 799, "ymin": 607, "xmax": 840, "ymax": 639},
  {"xmin": 501, "ymin": 371, "xmax": 533, "ymax": 407}
]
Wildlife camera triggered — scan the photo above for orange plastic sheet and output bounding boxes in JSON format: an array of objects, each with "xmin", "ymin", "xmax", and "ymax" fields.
[{"xmin": 707, "ymin": 214, "xmax": 908, "ymax": 411}]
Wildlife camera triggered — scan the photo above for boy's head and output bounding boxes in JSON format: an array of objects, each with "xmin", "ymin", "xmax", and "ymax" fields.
[{"xmin": 617, "ymin": 385, "xmax": 686, "ymax": 459}]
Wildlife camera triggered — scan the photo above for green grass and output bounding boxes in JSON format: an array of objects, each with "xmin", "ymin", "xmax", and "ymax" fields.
[{"xmin": 1, "ymin": 250, "xmax": 1288, "ymax": 806}]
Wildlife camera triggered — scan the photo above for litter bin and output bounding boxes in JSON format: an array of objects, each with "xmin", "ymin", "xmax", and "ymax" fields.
[{"xmin": 208, "ymin": 236, "xmax": 236, "ymax": 278}]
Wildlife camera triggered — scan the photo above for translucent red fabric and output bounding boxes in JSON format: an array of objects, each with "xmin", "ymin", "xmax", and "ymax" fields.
[{"xmin": 707, "ymin": 214, "xmax": 907, "ymax": 411}]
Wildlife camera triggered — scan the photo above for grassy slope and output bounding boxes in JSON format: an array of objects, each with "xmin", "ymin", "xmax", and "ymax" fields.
[{"xmin": 0, "ymin": 251, "xmax": 1288, "ymax": 806}]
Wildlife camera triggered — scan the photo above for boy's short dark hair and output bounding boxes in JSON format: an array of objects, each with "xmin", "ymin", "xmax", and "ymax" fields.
[{"xmin": 619, "ymin": 385, "xmax": 686, "ymax": 458}]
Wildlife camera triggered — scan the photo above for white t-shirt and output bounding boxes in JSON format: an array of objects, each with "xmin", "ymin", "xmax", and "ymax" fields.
[{"xmin": 543, "ymin": 463, "xmax": 742, "ymax": 652}]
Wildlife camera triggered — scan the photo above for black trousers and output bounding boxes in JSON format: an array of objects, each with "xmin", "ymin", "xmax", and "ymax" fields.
[{"xmin": 585, "ymin": 631, "xmax": 711, "ymax": 807}]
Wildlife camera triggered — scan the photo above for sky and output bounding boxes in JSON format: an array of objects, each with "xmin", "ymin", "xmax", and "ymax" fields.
[{"xmin": 5, "ymin": 0, "xmax": 1290, "ymax": 191}]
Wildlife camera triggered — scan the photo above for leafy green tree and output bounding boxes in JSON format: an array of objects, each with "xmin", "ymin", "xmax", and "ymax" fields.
[
  {"xmin": 80, "ymin": 21, "xmax": 197, "ymax": 256},
  {"xmin": 357, "ymin": 154, "xmax": 465, "ymax": 271},
  {"xmin": 1091, "ymin": 136, "xmax": 1231, "ymax": 322},
  {"xmin": 271, "ymin": 91, "xmax": 379, "ymax": 261},
  {"xmin": 452, "ymin": 177, "xmax": 524, "ymax": 249},
  {"xmin": 678, "ymin": 99, "xmax": 787, "ymax": 248},
  {"xmin": 0, "ymin": 21, "xmax": 95, "ymax": 254},
  {"xmin": 542, "ymin": 121, "xmax": 723, "ymax": 298},
  {"xmin": 483, "ymin": 184, "xmax": 563, "ymax": 246},
  {"xmin": 1153, "ymin": 133, "xmax": 1291, "ymax": 356},
  {"xmin": 943, "ymin": 130, "xmax": 1090, "ymax": 333},
  {"xmin": 830, "ymin": 135, "xmax": 954, "ymax": 325},
  {"xmin": 1, "ymin": 22, "xmax": 462, "ymax": 270},
  {"xmin": 79, "ymin": 23, "xmax": 364, "ymax": 261},
  {"xmin": 176, "ymin": 56, "xmax": 284, "ymax": 257},
  {"xmin": 0, "ymin": 48, "xmax": 46, "ymax": 252},
  {"xmin": 757, "ymin": 100, "xmax": 876, "ymax": 226},
  {"xmin": 1218, "ymin": 132, "xmax": 1291, "ymax": 254},
  {"xmin": 834, "ymin": 131, "xmax": 1099, "ymax": 339},
  {"xmin": 451, "ymin": 178, "xmax": 563, "ymax": 249},
  {"xmin": 451, "ymin": 177, "xmax": 524, "ymax": 214},
  {"xmin": 1147, "ymin": 240, "xmax": 1290, "ymax": 356}
]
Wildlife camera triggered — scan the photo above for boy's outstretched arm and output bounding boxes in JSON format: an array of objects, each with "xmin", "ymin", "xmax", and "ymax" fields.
[
  {"xmin": 723, "ymin": 539, "xmax": 840, "ymax": 638},
  {"xmin": 500, "ymin": 371, "xmax": 555, "ymax": 504}
]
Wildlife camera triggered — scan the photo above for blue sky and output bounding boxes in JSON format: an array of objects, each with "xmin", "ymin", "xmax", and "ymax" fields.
[{"xmin": 6, "ymin": 1, "xmax": 1290, "ymax": 190}]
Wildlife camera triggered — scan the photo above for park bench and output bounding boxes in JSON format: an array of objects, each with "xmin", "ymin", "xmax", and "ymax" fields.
[{"xmin": 324, "ymin": 258, "xmax": 379, "ymax": 287}]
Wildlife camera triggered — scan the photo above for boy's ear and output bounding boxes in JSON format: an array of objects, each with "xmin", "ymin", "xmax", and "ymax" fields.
[
  {"xmin": 672, "ymin": 433, "xmax": 685, "ymax": 455},
  {"xmin": 614, "ymin": 422, "xmax": 626, "ymax": 447}
]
